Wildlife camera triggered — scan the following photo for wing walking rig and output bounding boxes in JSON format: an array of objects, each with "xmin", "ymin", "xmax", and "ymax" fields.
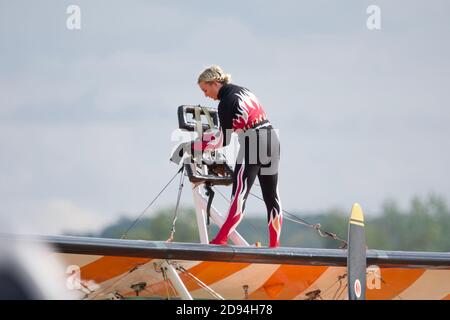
[{"xmin": 4, "ymin": 106, "xmax": 450, "ymax": 300}]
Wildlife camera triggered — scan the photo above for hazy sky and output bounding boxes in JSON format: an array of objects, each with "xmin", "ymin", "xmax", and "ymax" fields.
[{"xmin": 1, "ymin": 0, "xmax": 449, "ymax": 235}]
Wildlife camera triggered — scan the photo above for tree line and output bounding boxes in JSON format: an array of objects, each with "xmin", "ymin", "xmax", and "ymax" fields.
[{"xmin": 73, "ymin": 194, "xmax": 450, "ymax": 252}]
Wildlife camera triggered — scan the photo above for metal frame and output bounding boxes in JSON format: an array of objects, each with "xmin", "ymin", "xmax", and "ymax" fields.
[
  {"xmin": 161, "ymin": 261, "xmax": 193, "ymax": 300},
  {"xmin": 191, "ymin": 183, "xmax": 249, "ymax": 246},
  {"xmin": 177, "ymin": 105, "xmax": 219, "ymax": 132}
]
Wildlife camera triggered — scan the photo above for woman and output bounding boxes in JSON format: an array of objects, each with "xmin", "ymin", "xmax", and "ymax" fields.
[{"xmin": 195, "ymin": 65, "xmax": 282, "ymax": 248}]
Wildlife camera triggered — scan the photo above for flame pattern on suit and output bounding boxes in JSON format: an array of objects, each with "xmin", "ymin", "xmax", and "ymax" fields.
[
  {"xmin": 268, "ymin": 189, "xmax": 282, "ymax": 248},
  {"xmin": 233, "ymin": 89, "xmax": 267, "ymax": 131},
  {"xmin": 208, "ymin": 83, "xmax": 282, "ymax": 248},
  {"xmin": 210, "ymin": 162, "xmax": 247, "ymax": 245}
]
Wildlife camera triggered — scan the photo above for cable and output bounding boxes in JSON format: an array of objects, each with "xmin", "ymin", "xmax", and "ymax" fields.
[
  {"xmin": 212, "ymin": 185, "xmax": 347, "ymax": 248},
  {"xmin": 248, "ymin": 191, "xmax": 348, "ymax": 249},
  {"xmin": 167, "ymin": 167, "xmax": 185, "ymax": 242},
  {"xmin": 160, "ymin": 266, "xmax": 171, "ymax": 300},
  {"xmin": 332, "ymin": 274, "xmax": 347, "ymax": 300},
  {"xmin": 176, "ymin": 264, "xmax": 225, "ymax": 300},
  {"xmin": 86, "ymin": 263, "xmax": 144, "ymax": 300},
  {"xmin": 120, "ymin": 166, "xmax": 183, "ymax": 240}
]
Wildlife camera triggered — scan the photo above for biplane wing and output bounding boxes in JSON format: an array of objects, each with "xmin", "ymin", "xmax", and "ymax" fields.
[{"xmin": 10, "ymin": 234, "xmax": 450, "ymax": 300}]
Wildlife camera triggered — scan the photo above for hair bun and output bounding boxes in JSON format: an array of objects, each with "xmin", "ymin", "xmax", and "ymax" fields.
[{"xmin": 197, "ymin": 65, "xmax": 231, "ymax": 84}]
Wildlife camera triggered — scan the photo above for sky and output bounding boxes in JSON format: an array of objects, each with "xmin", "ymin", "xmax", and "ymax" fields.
[{"xmin": 1, "ymin": 0, "xmax": 449, "ymax": 235}]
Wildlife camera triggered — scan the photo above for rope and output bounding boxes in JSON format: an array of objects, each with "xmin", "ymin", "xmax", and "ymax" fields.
[
  {"xmin": 85, "ymin": 263, "xmax": 144, "ymax": 300},
  {"xmin": 160, "ymin": 266, "xmax": 171, "ymax": 300},
  {"xmin": 167, "ymin": 167, "xmax": 185, "ymax": 242},
  {"xmin": 332, "ymin": 274, "xmax": 348, "ymax": 300},
  {"xmin": 248, "ymin": 191, "xmax": 348, "ymax": 249},
  {"xmin": 335, "ymin": 279, "xmax": 348, "ymax": 300},
  {"xmin": 120, "ymin": 166, "xmax": 183, "ymax": 240},
  {"xmin": 212, "ymin": 185, "xmax": 347, "ymax": 248},
  {"xmin": 175, "ymin": 264, "xmax": 224, "ymax": 300}
]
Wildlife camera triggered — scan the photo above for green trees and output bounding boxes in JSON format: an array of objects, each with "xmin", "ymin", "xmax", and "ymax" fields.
[
  {"xmin": 366, "ymin": 194, "xmax": 450, "ymax": 251},
  {"xmin": 83, "ymin": 194, "xmax": 450, "ymax": 252},
  {"xmin": 98, "ymin": 207, "xmax": 200, "ymax": 242}
]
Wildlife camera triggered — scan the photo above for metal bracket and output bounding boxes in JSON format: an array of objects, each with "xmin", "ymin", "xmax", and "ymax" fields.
[{"xmin": 161, "ymin": 261, "xmax": 193, "ymax": 300}]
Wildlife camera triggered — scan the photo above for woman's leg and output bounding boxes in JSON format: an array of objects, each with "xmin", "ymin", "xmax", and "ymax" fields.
[
  {"xmin": 258, "ymin": 127, "xmax": 282, "ymax": 247},
  {"xmin": 210, "ymin": 159, "xmax": 260, "ymax": 245},
  {"xmin": 258, "ymin": 172, "xmax": 282, "ymax": 247}
]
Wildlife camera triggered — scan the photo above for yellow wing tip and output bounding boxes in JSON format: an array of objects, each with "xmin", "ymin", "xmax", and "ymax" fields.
[{"xmin": 350, "ymin": 203, "xmax": 365, "ymax": 223}]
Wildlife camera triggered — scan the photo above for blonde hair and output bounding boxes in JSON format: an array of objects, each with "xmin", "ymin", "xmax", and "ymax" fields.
[{"xmin": 197, "ymin": 65, "xmax": 232, "ymax": 84}]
